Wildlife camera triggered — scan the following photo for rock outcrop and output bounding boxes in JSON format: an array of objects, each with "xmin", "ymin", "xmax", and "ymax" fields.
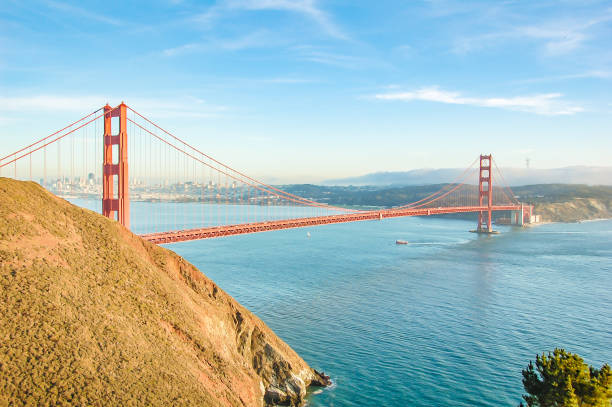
[
  {"xmin": 534, "ymin": 198, "xmax": 612, "ymax": 222},
  {"xmin": 0, "ymin": 178, "xmax": 328, "ymax": 406}
]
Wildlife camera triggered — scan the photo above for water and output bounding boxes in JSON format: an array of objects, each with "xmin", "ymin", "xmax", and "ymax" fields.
[
  {"xmin": 71, "ymin": 200, "xmax": 612, "ymax": 406},
  {"xmin": 69, "ymin": 199, "xmax": 346, "ymax": 235}
]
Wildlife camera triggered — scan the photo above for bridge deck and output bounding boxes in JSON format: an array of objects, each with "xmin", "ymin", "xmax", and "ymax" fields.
[{"xmin": 140, "ymin": 205, "xmax": 521, "ymax": 244}]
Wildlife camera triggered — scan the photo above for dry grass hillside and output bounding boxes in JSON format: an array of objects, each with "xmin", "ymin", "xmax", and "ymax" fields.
[
  {"xmin": 534, "ymin": 198, "xmax": 612, "ymax": 222},
  {"xmin": 0, "ymin": 178, "xmax": 328, "ymax": 407}
]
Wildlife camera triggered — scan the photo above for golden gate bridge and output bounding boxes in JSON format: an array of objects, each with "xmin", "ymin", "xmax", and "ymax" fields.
[{"xmin": 0, "ymin": 103, "xmax": 532, "ymax": 244}]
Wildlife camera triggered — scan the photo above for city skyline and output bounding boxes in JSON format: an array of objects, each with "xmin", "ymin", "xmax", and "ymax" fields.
[{"xmin": 1, "ymin": 0, "xmax": 611, "ymax": 182}]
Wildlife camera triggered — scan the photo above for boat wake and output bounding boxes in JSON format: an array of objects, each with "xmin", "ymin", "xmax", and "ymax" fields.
[
  {"xmin": 396, "ymin": 240, "xmax": 471, "ymax": 246},
  {"xmin": 529, "ymin": 231, "xmax": 588, "ymax": 234}
]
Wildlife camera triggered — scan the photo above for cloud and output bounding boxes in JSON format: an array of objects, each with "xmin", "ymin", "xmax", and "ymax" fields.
[
  {"xmin": 128, "ymin": 97, "xmax": 228, "ymax": 119},
  {"xmin": 162, "ymin": 43, "xmax": 200, "ymax": 57},
  {"xmin": 194, "ymin": 0, "xmax": 346, "ymax": 40},
  {"xmin": 421, "ymin": 0, "xmax": 503, "ymax": 19},
  {"xmin": 451, "ymin": 10, "xmax": 612, "ymax": 56},
  {"xmin": 393, "ymin": 44, "xmax": 415, "ymax": 58},
  {"xmin": 517, "ymin": 26, "xmax": 587, "ymax": 55},
  {"xmin": 0, "ymin": 95, "xmax": 228, "ymax": 119},
  {"xmin": 292, "ymin": 46, "xmax": 391, "ymax": 69},
  {"xmin": 451, "ymin": 32, "xmax": 503, "ymax": 54},
  {"xmin": 374, "ymin": 86, "xmax": 583, "ymax": 115},
  {"xmin": 0, "ymin": 95, "xmax": 103, "ymax": 112},
  {"xmin": 161, "ymin": 30, "xmax": 280, "ymax": 56},
  {"xmin": 298, "ymin": 51, "xmax": 369, "ymax": 68},
  {"xmin": 259, "ymin": 77, "xmax": 316, "ymax": 84},
  {"xmin": 230, "ymin": 0, "xmax": 346, "ymax": 39},
  {"xmin": 452, "ymin": 27, "xmax": 588, "ymax": 56},
  {"xmin": 44, "ymin": 0, "xmax": 122, "ymax": 26},
  {"xmin": 515, "ymin": 70, "xmax": 612, "ymax": 84}
]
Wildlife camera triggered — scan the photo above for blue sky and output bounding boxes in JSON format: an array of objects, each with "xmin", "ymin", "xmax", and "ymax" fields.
[{"xmin": 1, "ymin": 0, "xmax": 611, "ymax": 182}]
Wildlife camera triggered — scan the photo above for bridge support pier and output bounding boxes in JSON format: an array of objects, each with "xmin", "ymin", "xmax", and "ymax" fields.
[
  {"xmin": 473, "ymin": 154, "xmax": 498, "ymax": 234},
  {"xmin": 511, "ymin": 206, "xmax": 524, "ymax": 226},
  {"xmin": 102, "ymin": 103, "xmax": 129, "ymax": 229}
]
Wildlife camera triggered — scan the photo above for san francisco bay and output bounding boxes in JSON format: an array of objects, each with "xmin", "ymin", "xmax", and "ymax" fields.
[
  {"xmin": 64, "ymin": 199, "xmax": 612, "ymax": 405},
  {"xmin": 128, "ymin": 203, "xmax": 610, "ymax": 407}
]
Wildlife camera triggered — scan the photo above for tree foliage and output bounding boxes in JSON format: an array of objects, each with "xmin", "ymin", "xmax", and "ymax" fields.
[{"xmin": 520, "ymin": 348, "xmax": 612, "ymax": 407}]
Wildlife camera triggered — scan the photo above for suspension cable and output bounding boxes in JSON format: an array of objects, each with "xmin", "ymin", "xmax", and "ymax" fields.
[
  {"xmin": 393, "ymin": 157, "xmax": 479, "ymax": 209},
  {"xmin": 126, "ymin": 105, "xmax": 364, "ymax": 213}
]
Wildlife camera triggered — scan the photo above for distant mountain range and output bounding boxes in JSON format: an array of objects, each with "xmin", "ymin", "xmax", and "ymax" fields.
[{"xmin": 323, "ymin": 166, "xmax": 612, "ymax": 186}]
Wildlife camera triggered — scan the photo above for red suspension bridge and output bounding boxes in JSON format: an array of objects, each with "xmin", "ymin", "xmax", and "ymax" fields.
[{"xmin": 0, "ymin": 103, "xmax": 532, "ymax": 244}]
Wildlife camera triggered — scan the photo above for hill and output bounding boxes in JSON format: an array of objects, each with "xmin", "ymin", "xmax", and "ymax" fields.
[
  {"xmin": 532, "ymin": 198, "xmax": 612, "ymax": 223},
  {"xmin": 507, "ymin": 184, "xmax": 612, "ymax": 222},
  {"xmin": 0, "ymin": 178, "xmax": 328, "ymax": 406},
  {"xmin": 323, "ymin": 166, "xmax": 612, "ymax": 186}
]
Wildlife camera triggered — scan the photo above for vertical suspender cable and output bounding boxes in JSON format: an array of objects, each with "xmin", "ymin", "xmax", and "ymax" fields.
[
  {"xmin": 71, "ymin": 129, "xmax": 74, "ymax": 191},
  {"xmin": 57, "ymin": 139, "xmax": 61, "ymax": 193}
]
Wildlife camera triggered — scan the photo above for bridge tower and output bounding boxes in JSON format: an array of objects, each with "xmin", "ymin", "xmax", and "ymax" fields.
[
  {"xmin": 477, "ymin": 154, "xmax": 493, "ymax": 233},
  {"xmin": 102, "ymin": 103, "xmax": 130, "ymax": 229}
]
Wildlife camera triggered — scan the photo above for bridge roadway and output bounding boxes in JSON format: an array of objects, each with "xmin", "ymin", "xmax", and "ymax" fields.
[{"xmin": 140, "ymin": 205, "xmax": 521, "ymax": 244}]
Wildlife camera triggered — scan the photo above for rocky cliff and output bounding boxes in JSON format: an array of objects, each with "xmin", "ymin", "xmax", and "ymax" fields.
[
  {"xmin": 534, "ymin": 198, "xmax": 612, "ymax": 223},
  {"xmin": 0, "ymin": 178, "xmax": 329, "ymax": 406}
]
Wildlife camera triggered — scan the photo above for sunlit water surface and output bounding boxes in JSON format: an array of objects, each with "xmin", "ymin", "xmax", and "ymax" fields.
[{"xmin": 73, "ymin": 200, "xmax": 612, "ymax": 406}]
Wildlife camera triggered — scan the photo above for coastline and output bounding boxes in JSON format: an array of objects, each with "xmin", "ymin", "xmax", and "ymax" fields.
[
  {"xmin": 578, "ymin": 218, "xmax": 612, "ymax": 223},
  {"xmin": 522, "ymin": 217, "xmax": 612, "ymax": 228}
]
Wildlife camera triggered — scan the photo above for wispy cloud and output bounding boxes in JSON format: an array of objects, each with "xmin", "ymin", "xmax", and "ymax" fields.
[
  {"xmin": 162, "ymin": 30, "xmax": 280, "ymax": 56},
  {"xmin": 194, "ymin": 0, "xmax": 346, "ymax": 40},
  {"xmin": 0, "ymin": 95, "xmax": 228, "ymax": 119},
  {"xmin": 299, "ymin": 51, "xmax": 368, "ymax": 68},
  {"xmin": 393, "ymin": 44, "xmax": 415, "ymax": 58},
  {"xmin": 128, "ymin": 97, "xmax": 228, "ymax": 119},
  {"xmin": 259, "ymin": 77, "xmax": 316, "ymax": 84},
  {"xmin": 452, "ymin": 27, "xmax": 588, "ymax": 56},
  {"xmin": 230, "ymin": 0, "xmax": 346, "ymax": 39},
  {"xmin": 452, "ymin": 9, "xmax": 612, "ymax": 56},
  {"xmin": 292, "ymin": 46, "xmax": 390, "ymax": 70},
  {"xmin": 374, "ymin": 86, "xmax": 583, "ymax": 115},
  {"xmin": 44, "ymin": 0, "xmax": 122, "ymax": 26},
  {"xmin": 421, "ymin": 0, "xmax": 506, "ymax": 19},
  {"xmin": 514, "ymin": 70, "xmax": 612, "ymax": 84},
  {"xmin": 518, "ymin": 25, "xmax": 587, "ymax": 55},
  {"xmin": 162, "ymin": 43, "xmax": 200, "ymax": 57},
  {"xmin": 0, "ymin": 95, "xmax": 103, "ymax": 112}
]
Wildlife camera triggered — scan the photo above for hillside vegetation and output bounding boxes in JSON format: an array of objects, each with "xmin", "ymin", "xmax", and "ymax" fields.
[
  {"xmin": 532, "ymin": 198, "xmax": 612, "ymax": 223},
  {"xmin": 502, "ymin": 184, "xmax": 612, "ymax": 222},
  {"xmin": 0, "ymin": 178, "xmax": 327, "ymax": 407}
]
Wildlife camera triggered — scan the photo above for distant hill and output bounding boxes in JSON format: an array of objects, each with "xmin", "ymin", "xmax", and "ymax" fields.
[
  {"xmin": 534, "ymin": 198, "xmax": 612, "ymax": 223},
  {"xmin": 510, "ymin": 184, "xmax": 612, "ymax": 222},
  {"xmin": 0, "ymin": 178, "xmax": 328, "ymax": 406},
  {"xmin": 323, "ymin": 166, "xmax": 612, "ymax": 186}
]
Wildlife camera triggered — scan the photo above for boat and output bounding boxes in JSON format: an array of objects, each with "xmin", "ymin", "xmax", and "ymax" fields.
[{"xmin": 396, "ymin": 240, "xmax": 409, "ymax": 245}]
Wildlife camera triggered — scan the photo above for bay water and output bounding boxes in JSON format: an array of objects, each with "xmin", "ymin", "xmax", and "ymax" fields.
[{"xmin": 74, "ymin": 200, "xmax": 612, "ymax": 406}]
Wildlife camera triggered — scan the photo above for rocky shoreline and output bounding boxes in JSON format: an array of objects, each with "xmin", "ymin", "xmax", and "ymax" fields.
[{"xmin": 264, "ymin": 370, "xmax": 332, "ymax": 406}]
